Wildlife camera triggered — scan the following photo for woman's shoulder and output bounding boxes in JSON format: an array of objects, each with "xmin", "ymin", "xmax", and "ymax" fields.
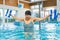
[
  {"xmin": 31, "ymin": 17, "xmax": 36, "ymax": 22},
  {"xmin": 20, "ymin": 18, "xmax": 25, "ymax": 21},
  {"xmin": 32, "ymin": 17, "xmax": 36, "ymax": 20}
]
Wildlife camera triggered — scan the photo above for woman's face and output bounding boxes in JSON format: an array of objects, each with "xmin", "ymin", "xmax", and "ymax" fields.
[{"xmin": 25, "ymin": 15, "xmax": 31, "ymax": 18}]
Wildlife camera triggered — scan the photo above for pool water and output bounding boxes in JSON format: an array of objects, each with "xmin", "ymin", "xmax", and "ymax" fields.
[{"xmin": 0, "ymin": 22, "xmax": 60, "ymax": 40}]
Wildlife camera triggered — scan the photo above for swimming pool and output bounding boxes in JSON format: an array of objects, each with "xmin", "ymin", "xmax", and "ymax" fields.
[{"xmin": 0, "ymin": 22, "xmax": 60, "ymax": 40}]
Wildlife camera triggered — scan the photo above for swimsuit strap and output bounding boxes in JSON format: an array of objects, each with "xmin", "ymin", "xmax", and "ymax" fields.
[{"xmin": 24, "ymin": 18, "xmax": 34, "ymax": 25}]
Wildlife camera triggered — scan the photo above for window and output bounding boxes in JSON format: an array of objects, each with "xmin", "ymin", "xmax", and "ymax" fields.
[
  {"xmin": 30, "ymin": 4, "xmax": 43, "ymax": 18},
  {"xmin": 30, "ymin": 0, "xmax": 41, "ymax": 2},
  {"xmin": 0, "ymin": 9, "xmax": 3, "ymax": 25},
  {"xmin": 30, "ymin": 5, "xmax": 39, "ymax": 9},
  {"xmin": 0, "ymin": 9, "xmax": 3, "ymax": 17},
  {"xmin": 32, "ymin": 9, "xmax": 39, "ymax": 17},
  {"xmin": 30, "ymin": 5, "xmax": 39, "ymax": 17},
  {"xmin": 30, "ymin": 0, "xmax": 35, "ymax": 2}
]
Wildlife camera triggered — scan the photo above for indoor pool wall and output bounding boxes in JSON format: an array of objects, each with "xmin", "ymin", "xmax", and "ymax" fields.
[{"xmin": 0, "ymin": 22, "xmax": 60, "ymax": 40}]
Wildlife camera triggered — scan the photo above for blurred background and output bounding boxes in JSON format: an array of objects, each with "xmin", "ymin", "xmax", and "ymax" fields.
[{"xmin": 0, "ymin": 0, "xmax": 60, "ymax": 40}]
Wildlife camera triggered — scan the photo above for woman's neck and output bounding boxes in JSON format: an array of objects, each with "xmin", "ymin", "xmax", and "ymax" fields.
[{"xmin": 25, "ymin": 17, "xmax": 31, "ymax": 21}]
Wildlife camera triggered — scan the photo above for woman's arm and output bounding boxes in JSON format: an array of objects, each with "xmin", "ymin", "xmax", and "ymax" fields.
[
  {"xmin": 11, "ymin": 15, "xmax": 24, "ymax": 21},
  {"xmin": 33, "ymin": 14, "xmax": 50, "ymax": 21}
]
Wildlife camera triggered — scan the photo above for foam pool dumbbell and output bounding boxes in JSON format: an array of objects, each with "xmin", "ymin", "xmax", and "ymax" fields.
[
  {"xmin": 8, "ymin": 10, "xmax": 12, "ymax": 17},
  {"xmin": 5, "ymin": 9, "xmax": 9, "ymax": 16},
  {"xmin": 5, "ymin": 9, "xmax": 12, "ymax": 18}
]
